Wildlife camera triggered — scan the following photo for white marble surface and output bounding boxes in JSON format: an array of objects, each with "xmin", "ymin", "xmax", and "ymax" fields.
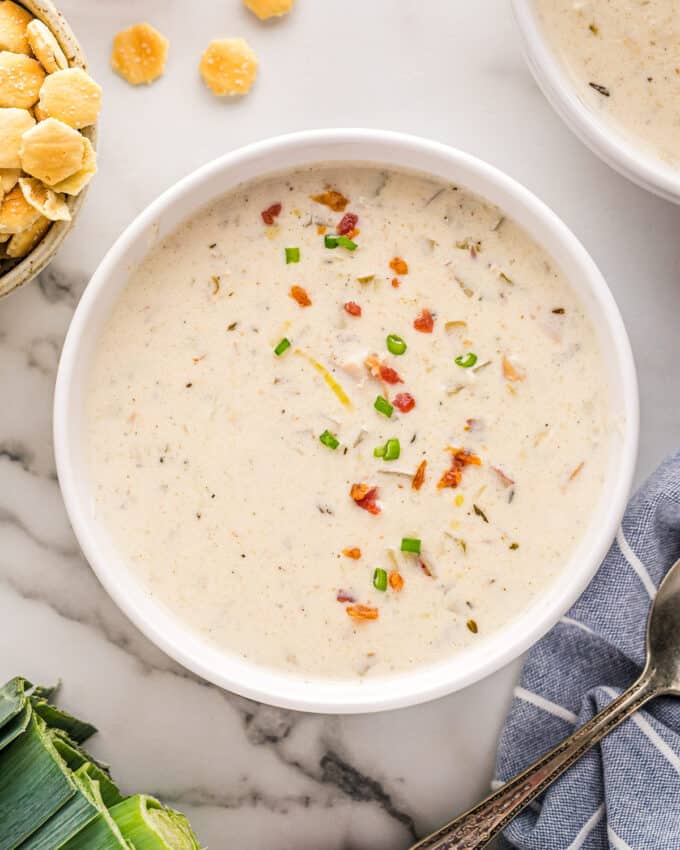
[{"xmin": 1, "ymin": 1, "xmax": 679, "ymax": 847}]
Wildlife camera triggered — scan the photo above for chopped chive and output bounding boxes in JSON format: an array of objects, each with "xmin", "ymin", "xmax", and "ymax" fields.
[
  {"xmin": 455, "ymin": 352, "xmax": 478, "ymax": 368},
  {"xmin": 386, "ymin": 334, "xmax": 407, "ymax": 356},
  {"xmin": 373, "ymin": 445, "xmax": 386, "ymax": 458},
  {"xmin": 401, "ymin": 537, "xmax": 421, "ymax": 554},
  {"xmin": 319, "ymin": 430, "xmax": 340, "ymax": 450},
  {"xmin": 374, "ymin": 395, "xmax": 393, "ymax": 418},
  {"xmin": 285, "ymin": 247, "xmax": 300, "ymax": 264},
  {"xmin": 274, "ymin": 337, "xmax": 291, "ymax": 356},
  {"xmin": 373, "ymin": 568, "xmax": 388, "ymax": 591},
  {"xmin": 384, "ymin": 438, "xmax": 400, "ymax": 460},
  {"xmin": 324, "ymin": 234, "xmax": 358, "ymax": 251}
]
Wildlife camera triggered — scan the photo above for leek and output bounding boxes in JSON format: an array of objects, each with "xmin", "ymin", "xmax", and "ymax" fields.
[{"xmin": 0, "ymin": 676, "xmax": 203, "ymax": 850}]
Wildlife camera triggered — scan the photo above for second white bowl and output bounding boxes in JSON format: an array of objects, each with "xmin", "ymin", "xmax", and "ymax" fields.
[{"xmin": 512, "ymin": 0, "xmax": 680, "ymax": 204}]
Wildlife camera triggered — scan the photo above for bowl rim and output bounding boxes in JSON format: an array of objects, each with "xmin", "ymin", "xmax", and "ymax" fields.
[
  {"xmin": 54, "ymin": 128, "xmax": 639, "ymax": 713},
  {"xmin": 511, "ymin": 0, "xmax": 680, "ymax": 204},
  {"xmin": 0, "ymin": 0, "xmax": 97, "ymax": 300}
]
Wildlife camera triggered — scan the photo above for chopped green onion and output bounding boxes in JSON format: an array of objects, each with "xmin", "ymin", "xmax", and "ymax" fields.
[
  {"xmin": 274, "ymin": 338, "xmax": 291, "ymax": 356},
  {"xmin": 401, "ymin": 537, "xmax": 421, "ymax": 554},
  {"xmin": 319, "ymin": 430, "xmax": 340, "ymax": 450},
  {"xmin": 374, "ymin": 395, "xmax": 393, "ymax": 418},
  {"xmin": 386, "ymin": 334, "xmax": 407, "ymax": 356},
  {"xmin": 455, "ymin": 352, "xmax": 478, "ymax": 368},
  {"xmin": 285, "ymin": 247, "xmax": 300, "ymax": 264},
  {"xmin": 373, "ymin": 445, "xmax": 386, "ymax": 458},
  {"xmin": 324, "ymin": 234, "xmax": 358, "ymax": 251},
  {"xmin": 373, "ymin": 568, "xmax": 388, "ymax": 591},
  {"xmin": 384, "ymin": 438, "xmax": 400, "ymax": 460}
]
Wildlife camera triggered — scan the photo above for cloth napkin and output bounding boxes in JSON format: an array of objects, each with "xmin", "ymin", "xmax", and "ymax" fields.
[{"xmin": 495, "ymin": 451, "xmax": 680, "ymax": 850}]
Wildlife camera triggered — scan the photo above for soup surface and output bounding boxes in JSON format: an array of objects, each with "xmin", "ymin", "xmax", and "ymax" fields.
[
  {"xmin": 534, "ymin": 0, "xmax": 680, "ymax": 167},
  {"xmin": 86, "ymin": 165, "xmax": 611, "ymax": 679}
]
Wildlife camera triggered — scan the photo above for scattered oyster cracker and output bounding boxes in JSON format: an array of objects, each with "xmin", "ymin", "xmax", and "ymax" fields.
[
  {"xmin": 111, "ymin": 22, "xmax": 168, "ymax": 86},
  {"xmin": 244, "ymin": 0, "xmax": 295, "ymax": 20},
  {"xmin": 199, "ymin": 37, "xmax": 258, "ymax": 96}
]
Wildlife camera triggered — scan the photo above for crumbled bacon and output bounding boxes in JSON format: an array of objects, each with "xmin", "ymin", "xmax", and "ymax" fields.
[
  {"xmin": 289, "ymin": 285, "xmax": 311, "ymax": 307},
  {"xmin": 365, "ymin": 355, "xmax": 402, "ymax": 385},
  {"xmin": 337, "ymin": 212, "xmax": 358, "ymax": 235},
  {"xmin": 389, "ymin": 571, "xmax": 404, "ymax": 591},
  {"xmin": 393, "ymin": 392, "xmax": 415, "ymax": 413},
  {"xmin": 346, "ymin": 604, "xmax": 379, "ymax": 620},
  {"xmin": 261, "ymin": 203, "xmax": 282, "ymax": 225},
  {"xmin": 412, "ymin": 459, "xmax": 427, "ymax": 490},
  {"xmin": 342, "ymin": 547, "xmax": 362, "ymax": 560},
  {"xmin": 391, "ymin": 277, "xmax": 400, "ymax": 289},
  {"xmin": 437, "ymin": 448, "xmax": 482, "ymax": 489},
  {"xmin": 413, "ymin": 309, "xmax": 434, "ymax": 333},
  {"xmin": 379, "ymin": 365, "xmax": 403, "ymax": 385},
  {"xmin": 389, "ymin": 257, "xmax": 408, "ymax": 275},
  {"xmin": 337, "ymin": 590, "xmax": 355, "ymax": 603},
  {"xmin": 350, "ymin": 484, "xmax": 381, "ymax": 515},
  {"xmin": 311, "ymin": 189, "xmax": 349, "ymax": 211},
  {"xmin": 491, "ymin": 466, "xmax": 515, "ymax": 488},
  {"xmin": 343, "ymin": 301, "xmax": 362, "ymax": 317}
]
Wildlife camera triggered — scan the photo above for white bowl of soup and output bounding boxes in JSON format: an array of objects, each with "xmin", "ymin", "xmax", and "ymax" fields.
[
  {"xmin": 54, "ymin": 129, "xmax": 638, "ymax": 713},
  {"xmin": 513, "ymin": 0, "xmax": 680, "ymax": 203}
]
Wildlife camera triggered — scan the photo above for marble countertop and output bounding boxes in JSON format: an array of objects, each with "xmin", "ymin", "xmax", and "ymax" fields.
[{"xmin": 1, "ymin": 1, "xmax": 679, "ymax": 847}]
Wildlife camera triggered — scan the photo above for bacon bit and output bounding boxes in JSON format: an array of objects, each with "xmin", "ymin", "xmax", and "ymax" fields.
[
  {"xmin": 413, "ymin": 309, "xmax": 434, "ymax": 333},
  {"xmin": 379, "ymin": 365, "xmax": 403, "ymax": 385},
  {"xmin": 418, "ymin": 557, "xmax": 434, "ymax": 577},
  {"xmin": 337, "ymin": 212, "xmax": 358, "ymax": 235},
  {"xmin": 342, "ymin": 547, "xmax": 362, "ymax": 560},
  {"xmin": 502, "ymin": 355, "xmax": 525, "ymax": 382},
  {"xmin": 389, "ymin": 257, "xmax": 408, "ymax": 275},
  {"xmin": 437, "ymin": 448, "xmax": 482, "ymax": 489},
  {"xmin": 350, "ymin": 483, "xmax": 381, "ymax": 515},
  {"xmin": 492, "ymin": 466, "xmax": 515, "ymax": 488},
  {"xmin": 412, "ymin": 459, "xmax": 427, "ymax": 491},
  {"xmin": 364, "ymin": 355, "xmax": 402, "ymax": 385},
  {"xmin": 393, "ymin": 392, "xmax": 415, "ymax": 413},
  {"xmin": 391, "ymin": 277, "xmax": 400, "ymax": 289},
  {"xmin": 346, "ymin": 604, "xmax": 379, "ymax": 621},
  {"xmin": 317, "ymin": 224, "xmax": 327, "ymax": 235},
  {"xmin": 337, "ymin": 590, "xmax": 355, "ymax": 603},
  {"xmin": 261, "ymin": 203, "xmax": 282, "ymax": 225},
  {"xmin": 389, "ymin": 571, "xmax": 404, "ymax": 591},
  {"xmin": 289, "ymin": 285, "xmax": 312, "ymax": 307},
  {"xmin": 311, "ymin": 189, "xmax": 349, "ymax": 212},
  {"xmin": 568, "ymin": 461, "xmax": 585, "ymax": 481},
  {"xmin": 343, "ymin": 301, "xmax": 362, "ymax": 317}
]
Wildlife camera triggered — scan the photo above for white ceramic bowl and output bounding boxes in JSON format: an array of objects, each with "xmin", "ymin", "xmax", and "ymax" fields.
[
  {"xmin": 512, "ymin": 0, "xmax": 680, "ymax": 204},
  {"xmin": 54, "ymin": 129, "xmax": 639, "ymax": 713}
]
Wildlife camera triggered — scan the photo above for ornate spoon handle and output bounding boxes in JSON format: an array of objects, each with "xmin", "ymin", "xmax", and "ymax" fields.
[{"xmin": 410, "ymin": 674, "xmax": 657, "ymax": 850}]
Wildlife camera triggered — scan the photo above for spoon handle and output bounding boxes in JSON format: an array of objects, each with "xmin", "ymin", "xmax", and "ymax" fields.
[{"xmin": 409, "ymin": 674, "xmax": 656, "ymax": 850}]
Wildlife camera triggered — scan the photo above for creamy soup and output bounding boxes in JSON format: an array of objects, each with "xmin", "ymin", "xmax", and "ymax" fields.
[
  {"xmin": 534, "ymin": 0, "xmax": 680, "ymax": 167},
  {"xmin": 86, "ymin": 165, "xmax": 611, "ymax": 679}
]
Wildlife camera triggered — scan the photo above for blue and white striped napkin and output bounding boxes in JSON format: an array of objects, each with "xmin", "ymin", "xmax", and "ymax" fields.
[{"xmin": 496, "ymin": 451, "xmax": 680, "ymax": 850}]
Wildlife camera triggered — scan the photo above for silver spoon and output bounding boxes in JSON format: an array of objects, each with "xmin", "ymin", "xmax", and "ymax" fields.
[{"xmin": 409, "ymin": 556, "xmax": 680, "ymax": 850}]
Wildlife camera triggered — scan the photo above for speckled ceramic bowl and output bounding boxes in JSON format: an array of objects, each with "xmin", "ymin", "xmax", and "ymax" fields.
[{"xmin": 0, "ymin": 0, "xmax": 97, "ymax": 300}]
